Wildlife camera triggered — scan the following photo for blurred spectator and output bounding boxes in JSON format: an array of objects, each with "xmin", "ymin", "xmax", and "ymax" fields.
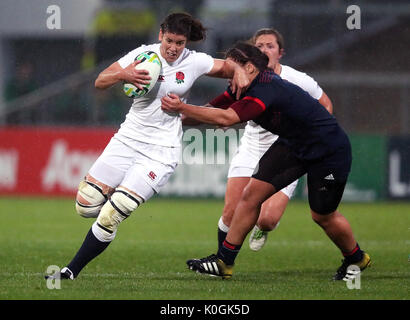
[
  {"xmin": 4, "ymin": 62, "xmax": 38, "ymax": 124},
  {"xmin": 95, "ymin": 89, "xmax": 129, "ymax": 126},
  {"xmin": 4, "ymin": 62, "xmax": 37, "ymax": 101}
]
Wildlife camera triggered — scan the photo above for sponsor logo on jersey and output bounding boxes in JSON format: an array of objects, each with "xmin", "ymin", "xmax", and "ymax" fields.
[
  {"xmin": 158, "ymin": 75, "xmax": 165, "ymax": 82},
  {"xmin": 324, "ymin": 174, "xmax": 335, "ymax": 180},
  {"xmin": 175, "ymin": 71, "xmax": 185, "ymax": 84},
  {"xmin": 148, "ymin": 171, "xmax": 157, "ymax": 180}
]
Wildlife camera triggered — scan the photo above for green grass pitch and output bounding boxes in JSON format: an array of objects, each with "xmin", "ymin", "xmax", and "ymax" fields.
[{"xmin": 0, "ymin": 197, "xmax": 408, "ymax": 300}]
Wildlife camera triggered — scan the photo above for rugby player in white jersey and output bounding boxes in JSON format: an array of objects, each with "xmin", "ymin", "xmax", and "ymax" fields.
[
  {"xmin": 216, "ymin": 28, "xmax": 334, "ymax": 252},
  {"xmin": 45, "ymin": 12, "xmax": 248, "ymax": 280}
]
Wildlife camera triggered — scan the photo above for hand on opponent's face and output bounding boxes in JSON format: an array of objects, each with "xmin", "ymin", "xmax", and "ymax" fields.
[{"xmin": 225, "ymin": 58, "xmax": 251, "ymax": 100}]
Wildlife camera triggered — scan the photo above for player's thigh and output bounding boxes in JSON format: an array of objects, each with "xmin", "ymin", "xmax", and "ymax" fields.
[
  {"xmin": 120, "ymin": 159, "xmax": 177, "ymax": 203},
  {"xmin": 307, "ymin": 176, "xmax": 347, "ymax": 215},
  {"xmin": 75, "ymin": 139, "xmax": 137, "ymax": 217},
  {"xmin": 260, "ymin": 189, "xmax": 290, "ymax": 224},
  {"xmin": 252, "ymin": 140, "xmax": 306, "ymax": 191},
  {"xmin": 307, "ymin": 149, "xmax": 351, "ymax": 215},
  {"xmin": 88, "ymin": 137, "xmax": 136, "ymax": 188},
  {"xmin": 240, "ymin": 178, "xmax": 277, "ymax": 208},
  {"xmin": 258, "ymin": 178, "xmax": 298, "ymax": 221}
]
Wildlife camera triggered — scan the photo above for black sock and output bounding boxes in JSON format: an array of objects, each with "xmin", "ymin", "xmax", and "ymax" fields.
[
  {"xmin": 343, "ymin": 243, "xmax": 363, "ymax": 264},
  {"xmin": 217, "ymin": 240, "xmax": 242, "ymax": 266},
  {"xmin": 217, "ymin": 228, "xmax": 227, "ymax": 251},
  {"xmin": 67, "ymin": 228, "xmax": 111, "ymax": 277}
]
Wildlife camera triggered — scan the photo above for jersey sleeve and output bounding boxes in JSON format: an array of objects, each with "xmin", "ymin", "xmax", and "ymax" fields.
[
  {"xmin": 229, "ymin": 79, "xmax": 287, "ymax": 121},
  {"xmin": 246, "ymin": 83, "xmax": 275, "ymax": 108},
  {"xmin": 292, "ymin": 72, "xmax": 323, "ymax": 100},
  {"xmin": 209, "ymin": 90, "xmax": 235, "ymax": 109},
  {"xmin": 193, "ymin": 52, "xmax": 214, "ymax": 79},
  {"xmin": 229, "ymin": 98, "xmax": 266, "ymax": 122}
]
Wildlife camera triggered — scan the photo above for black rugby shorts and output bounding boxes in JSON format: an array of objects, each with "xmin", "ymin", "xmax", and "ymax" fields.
[{"xmin": 252, "ymin": 140, "xmax": 352, "ymax": 215}]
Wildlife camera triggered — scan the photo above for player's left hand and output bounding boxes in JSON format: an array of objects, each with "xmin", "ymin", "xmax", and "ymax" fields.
[
  {"xmin": 161, "ymin": 93, "xmax": 183, "ymax": 113},
  {"xmin": 228, "ymin": 60, "xmax": 250, "ymax": 100}
]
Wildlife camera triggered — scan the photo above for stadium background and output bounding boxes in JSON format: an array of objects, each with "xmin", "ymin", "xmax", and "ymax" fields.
[
  {"xmin": 0, "ymin": 0, "xmax": 409, "ymax": 201},
  {"xmin": 0, "ymin": 0, "xmax": 409, "ymax": 304}
]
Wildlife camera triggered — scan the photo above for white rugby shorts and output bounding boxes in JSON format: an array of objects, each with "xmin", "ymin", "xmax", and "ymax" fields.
[
  {"xmin": 228, "ymin": 138, "xmax": 298, "ymax": 199},
  {"xmin": 88, "ymin": 136, "xmax": 179, "ymax": 201}
]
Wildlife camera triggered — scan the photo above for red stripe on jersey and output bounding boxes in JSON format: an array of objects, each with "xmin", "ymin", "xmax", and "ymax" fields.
[
  {"xmin": 229, "ymin": 98, "xmax": 266, "ymax": 122},
  {"xmin": 243, "ymin": 96, "xmax": 266, "ymax": 111},
  {"xmin": 223, "ymin": 91, "xmax": 232, "ymax": 99},
  {"xmin": 209, "ymin": 91, "xmax": 235, "ymax": 109}
]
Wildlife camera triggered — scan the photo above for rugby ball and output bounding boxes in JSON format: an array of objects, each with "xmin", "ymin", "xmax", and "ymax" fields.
[{"xmin": 123, "ymin": 51, "xmax": 162, "ymax": 98}]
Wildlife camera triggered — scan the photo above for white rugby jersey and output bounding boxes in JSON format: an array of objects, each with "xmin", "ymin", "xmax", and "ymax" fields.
[
  {"xmin": 115, "ymin": 43, "xmax": 214, "ymax": 147},
  {"xmin": 241, "ymin": 64, "xmax": 324, "ymax": 155}
]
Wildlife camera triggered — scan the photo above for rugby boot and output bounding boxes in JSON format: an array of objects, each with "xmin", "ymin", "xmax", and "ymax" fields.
[
  {"xmin": 44, "ymin": 267, "xmax": 75, "ymax": 280},
  {"xmin": 187, "ymin": 254, "xmax": 233, "ymax": 279},
  {"xmin": 249, "ymin": 225, "xmax": 269, "ymax": 251},
  {"xmin": 333, "ymin": 252, "xmax": 371, "ymax": 281}
]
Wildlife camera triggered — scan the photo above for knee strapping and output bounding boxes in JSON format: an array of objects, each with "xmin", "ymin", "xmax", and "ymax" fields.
[
  {"xmin": 95, "ymin": 188, "xmax": 143, "ymax": 241},
  {"xmin": 75, "ymin": 180, "xmax": 107, "ymax": 218}
]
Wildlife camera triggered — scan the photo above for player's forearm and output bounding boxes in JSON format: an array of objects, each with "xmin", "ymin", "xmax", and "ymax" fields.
[
  {"xmin": 95, "ymin": 70, "xmax": 123, "ymax": 89},
  {"xmin": 210, "ymin": 59, "xmax": 243, "ymax": 79},
  {"xmin": 179, "ymin": 103, "xmax": 237, "ymax": 127},
  {"xmin": 181, "ymin": 114, "xmax": 202, "ymax": 126}
]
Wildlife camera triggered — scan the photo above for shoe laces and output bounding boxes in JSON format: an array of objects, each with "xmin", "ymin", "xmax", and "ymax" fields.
[
  {"xmin": 253, "ymin": 229, "xmax": 266, "ymax": 240},
  {"xmin": 198, "ymin": 254, "xmax": 218, "ymax": 263}
]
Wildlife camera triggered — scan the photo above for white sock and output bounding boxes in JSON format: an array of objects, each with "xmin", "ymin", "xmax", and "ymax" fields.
[{"xmin": 218, "ymin": 217, "xmax": 230, "ymax": 233}]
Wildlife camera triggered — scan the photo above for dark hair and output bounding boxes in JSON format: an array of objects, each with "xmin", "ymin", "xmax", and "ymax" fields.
[
  {"xmin": 160, "ymin": 12, "xmax": 207, "ymax": 42},
  {"xmin": 225, "ymin": 42, "xmax": 269, "ymax": 71},
  {"xmin": 252, "ymin": 28, "xmax": 285, "ymax": 50}
]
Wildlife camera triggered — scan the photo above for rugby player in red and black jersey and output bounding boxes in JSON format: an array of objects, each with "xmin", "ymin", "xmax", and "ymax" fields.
[{"xmin": 161, "ymin": 42, "xmax": 371, "ymax": 281}]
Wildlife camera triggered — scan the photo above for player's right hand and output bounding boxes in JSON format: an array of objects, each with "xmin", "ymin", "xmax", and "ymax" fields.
[{"xmin": 121, "ymin": 60, "xmax": 152, "ymax": 90}]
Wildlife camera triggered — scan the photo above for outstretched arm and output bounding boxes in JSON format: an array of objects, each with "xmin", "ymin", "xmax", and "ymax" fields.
[
  {"xmin": 206, "ymin": 59, "xmax": 249, "ymax": 100},
  {"xmin": 181, "ymin": 90, "xmax": 236, "ymax": 126},
  {"xmin": 162, "ymin": 94, "xmax": 240, "ymax": 127},
  {"xmin": 161, "ymin": 93, "xmax": 265, "ymax": 127},
  {"xmin": 181, "ymin": 114, "xmax": 202, "ymax": 126}
]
